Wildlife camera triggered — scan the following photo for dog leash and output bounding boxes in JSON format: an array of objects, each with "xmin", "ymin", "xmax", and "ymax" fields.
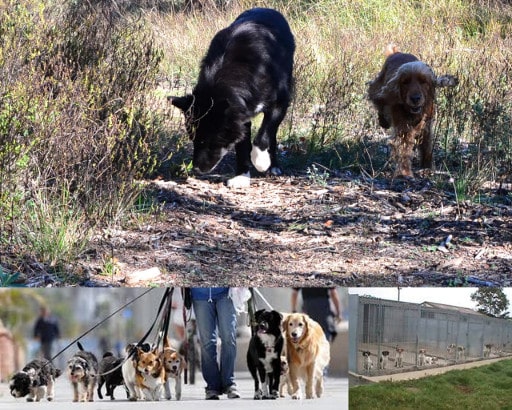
[
  {"xmin": 247, "ymin": 288, "xmax": 276, "ymax": 337},
  {"xmin": 96, "ymin": 287, "xmax": 176, "ymax": 378},
  {"xmin": 50, "ymin": 288, "xmax": 155, "ymax": 363},
  {"xmin": 50, "ymin": 288, "xmax": 176, "ymax": 379}
]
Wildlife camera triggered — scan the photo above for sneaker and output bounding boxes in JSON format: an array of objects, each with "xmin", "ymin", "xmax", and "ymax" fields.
[
  {"xmin": 225, "ymin": 385, "xmax": 241, "ymax": 399},
  {"xmin": 205, "ymin": 391, "xmax": 220, "ymax": 400}
]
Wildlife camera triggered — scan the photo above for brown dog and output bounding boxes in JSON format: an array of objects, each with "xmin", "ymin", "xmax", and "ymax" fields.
[
  {"xmin": 368, "ymin": 44, "xmax": 457, "ymax": 177},
  {"xmin": 283, "ymin": 313, "xmax": 330, "ymax": 400},
  {"xmin": 135, "ymin": 348, "xmax": 166, "ymax": 401},
  {"xmin": 160, "ymin": 339, "xmax": 187, "ymax": 400}
]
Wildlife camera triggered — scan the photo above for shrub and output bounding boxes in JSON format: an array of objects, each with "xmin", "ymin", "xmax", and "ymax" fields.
[{"xmin": 0, "ymin": 0, "xmax": 163, "ymax": 268}]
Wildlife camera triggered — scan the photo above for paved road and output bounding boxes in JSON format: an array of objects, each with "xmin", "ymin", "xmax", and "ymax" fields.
[{"xmin": 0, "ymin": 372, "xmax": 347, "ymax": 410}]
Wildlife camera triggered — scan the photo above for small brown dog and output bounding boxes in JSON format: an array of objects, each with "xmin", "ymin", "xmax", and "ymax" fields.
[
  {"xmin": 368, "ymin": 44, "xmax": 457, "ymax": 177},
  {"xmin": 160, "ymin": 339, "xmax": 187, "ymax": 400},
  {"xmin": 135, "ymin": 348, "xmax": 166, "ymax": 401}
]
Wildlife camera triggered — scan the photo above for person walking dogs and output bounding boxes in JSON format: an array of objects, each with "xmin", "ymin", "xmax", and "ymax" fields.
[
  {"xmin": 190, "ymin": 287, "xmax": 241, "ymax": 400},
  {"xmin": 33, "ymin": 306, "xmax": 60, "ymax": 360}
]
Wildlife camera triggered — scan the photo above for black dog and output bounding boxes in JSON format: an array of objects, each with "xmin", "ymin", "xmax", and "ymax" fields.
[
  {"xmin": 247, "ymin": 309, "xmax": 284, "ymax": 399},
  {"xmin": 97, "ymin": 352, "xmax": 127, "ymax": 400},
  {"xmin": 10, "ymin": 358, "xmax": 61, "ymax": 402},
  {"xmin": 171, "ymin": 8, "xmax": 295, "ymax": 188}
]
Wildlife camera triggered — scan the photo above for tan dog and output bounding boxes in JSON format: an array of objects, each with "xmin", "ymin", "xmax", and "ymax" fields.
[
  {"xmin": 283, "ymin": 313, "xmax": 330, "ymax": 400},
  {"xmin": 160, "ymin": 339, "xmax": 187, "ymax": 400},
  {"xmin": 395, "ymin": 346, "xmax": 404, "ymax": 368},
  {"xmin": 418, "ymin": 349, "xmax": 427, "ymax": 366},
  {"xmin": 136, "ymin": 348, "xmax": 166, "ymax": 401}
]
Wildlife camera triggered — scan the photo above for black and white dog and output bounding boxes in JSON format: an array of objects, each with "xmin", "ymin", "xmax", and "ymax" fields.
[
  {"xmin": 362, "ymin": 351, "xmax": 373, "ymax": 372},
  {"xmin": 379, "ymin": 351, "xmax": 390, "ymax": 369},
  {"xmin": 10, "ymin": 359, "xmax": 61, "ymax": 401},
  {"xmin": 67, "ymin": 341, "xmax": 99, "ymax": 402},
  {"xmin": 171, "ymin": 8, "xmax": 295, "ymax": 188},
  {"xmin": 97, "ymin": 352, "xmax": 127, "ymax": 400},
  {"xmin": 247, "ymin": 309, "xmax": 284, "ymax": 399}
]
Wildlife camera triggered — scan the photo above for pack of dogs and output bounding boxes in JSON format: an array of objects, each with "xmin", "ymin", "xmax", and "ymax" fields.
[
  {"xmin": 10, "ymin": 309, "xmax": 329, "ymax": 402},
  {"xmin": 362, "ymin": 346, "xmax": 443, "ymax": 372},
  {"xmin": 248, "ymin": 310, "xmax": 331, "ymax": 400},
  {"xmin": 170, "ymin": 7, "xmax": 457, "ymax": 188}
]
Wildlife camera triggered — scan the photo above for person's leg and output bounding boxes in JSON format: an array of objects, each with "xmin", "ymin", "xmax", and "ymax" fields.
[
  {"xmin": 41, "ymin": 342, "xmax": 52, "ymax": 360},
  {"xmin": 192, "ymin": 299, "xmax": 221, "ymax": 398},
  {"xmin": 216, "ymin": 295, "xmax": 239, "ymax": 397}
]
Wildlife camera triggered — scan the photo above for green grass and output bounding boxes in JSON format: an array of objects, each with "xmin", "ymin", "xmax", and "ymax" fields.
[{"xmin": 350, "ymin": 359, "xmax": 512, "ymax": 410}]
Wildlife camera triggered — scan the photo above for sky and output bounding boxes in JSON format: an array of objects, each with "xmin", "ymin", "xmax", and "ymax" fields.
[{"xmin": 349, "ymin": 287, "xmax": 512, "ymax": 311}]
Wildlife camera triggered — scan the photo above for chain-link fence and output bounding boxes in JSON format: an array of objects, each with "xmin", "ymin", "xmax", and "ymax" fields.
[{"xmin": 349, "ymin": 294, "xmax": 512, "ymax": 375}]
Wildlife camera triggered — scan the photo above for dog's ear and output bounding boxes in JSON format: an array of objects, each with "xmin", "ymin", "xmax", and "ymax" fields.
[
  {"xmin": 81, "ymin": 358, "xmax": 89, "ymax": 371},
  {"xmin": 169, "ymin": 95, "xmax": 193, "ymax": 112},
  {"xmin": 255, "ymin": 309, "xmax": 265, "ymax": 320},
  {"xmin": 282, "ymin": 314, "xmax": 289, "ymax": 331},
  {"xmin": 302, "ymin": 314, "xmax": 309, "ymax": 333}
]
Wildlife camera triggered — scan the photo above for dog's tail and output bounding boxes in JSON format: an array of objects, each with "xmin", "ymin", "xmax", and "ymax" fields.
[{"xmin": 385, "ymin": 43, "xmax": 399, "ymax": 57}]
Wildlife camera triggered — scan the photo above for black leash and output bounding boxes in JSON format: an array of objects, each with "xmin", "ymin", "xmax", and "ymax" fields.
[
  {"xmin": 95, "ymin": 287, "xmax": 175, "ymax": 378},
  {"xmin": 47, "ymin": 288, "xmax": 176, "ymax": 379},
  {"xmin": 50, "ymin": 288, "xmax": 155, "ymax": 362},
  {"xmin": 124, "ymin": 287, "xmax": 174, "ymax": 357}
]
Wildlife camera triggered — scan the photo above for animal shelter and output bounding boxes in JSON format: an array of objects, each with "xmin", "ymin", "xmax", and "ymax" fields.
[{"xmin": 349, "ymin": 294, "xmax": 512, "ymax": 375}]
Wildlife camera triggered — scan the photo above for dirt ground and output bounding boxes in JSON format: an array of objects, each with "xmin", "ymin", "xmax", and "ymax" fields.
[{"xmin": 10, "ymin": 170, "xmax": 512, "ymax": 287}]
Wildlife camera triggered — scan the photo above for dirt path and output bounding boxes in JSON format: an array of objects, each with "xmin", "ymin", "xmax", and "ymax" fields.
[
  {"xmin": 66, "ymin": 173, "xmax": 511, "ymax": 288},
  {"xmin": 8, "ymin": 172, "xmax": 512, "ymax": 287}
]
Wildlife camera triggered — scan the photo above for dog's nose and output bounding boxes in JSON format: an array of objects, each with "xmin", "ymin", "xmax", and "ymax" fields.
[{"xmin": 410, "ymin": 94, "xmax": 422, "ymax": 105}]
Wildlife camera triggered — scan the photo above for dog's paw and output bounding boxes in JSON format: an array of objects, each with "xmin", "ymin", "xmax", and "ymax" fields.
[
  {"xmin": 226, "ymin": 172, "xmax": 250, "ymax": 188},
  {"xmin": 26, "ymin": 398, "xmax": 34, "ymax": 402},
  {"xmin": 267, "ymin": 391, "xmax": 279, "ymax": 400},
  {"xmin": 253, "ymin": 390, "xmax": 264, "ymax": 400},
  {"xmin": 251, "ymin": 146, "xmax": 271, "ymax": 172},
  {"xmin": 291, "ymin": 393, "xmax": 302, "ymax": 400}
]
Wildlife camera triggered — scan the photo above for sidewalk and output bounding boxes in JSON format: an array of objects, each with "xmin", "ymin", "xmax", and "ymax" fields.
[{"xmin": 0, "ymin": 371, "xmax": 347, "ymax": 410}]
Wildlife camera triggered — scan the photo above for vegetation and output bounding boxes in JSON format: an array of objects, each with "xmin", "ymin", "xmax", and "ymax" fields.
[
  {"xmin": 0, "ymin": 0, "xmax": 511, "ymax": 279},
  {"xmin": 350, "ymin": 359, "xmax": 512, "ymax": 410},
  {"xmin": 471, "ymin": 287, "xmax": 510, "ymax": 318}
]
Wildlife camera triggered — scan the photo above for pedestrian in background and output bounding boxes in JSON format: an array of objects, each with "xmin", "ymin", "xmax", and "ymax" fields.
[
  {"xmin": 291, "ymin": 288, "xmax": 342, "ymax": 342},
  {"xmin": 189, "ymin": 287, "xmax": 240, "ymax": 400},
  {"xmin": 33, "ymin": 306, "xmax": 60, "ymax": 360}
]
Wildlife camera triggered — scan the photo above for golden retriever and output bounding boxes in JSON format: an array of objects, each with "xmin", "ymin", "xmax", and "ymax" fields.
[{"xmin": 282, "ymin": 313, "xmax": 330, "ymax": 399}]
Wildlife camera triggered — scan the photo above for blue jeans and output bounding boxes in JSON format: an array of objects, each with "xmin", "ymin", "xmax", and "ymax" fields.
[{"xmin": 192, "ymin": 294, "xmax": 237, "ymax": 394}]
